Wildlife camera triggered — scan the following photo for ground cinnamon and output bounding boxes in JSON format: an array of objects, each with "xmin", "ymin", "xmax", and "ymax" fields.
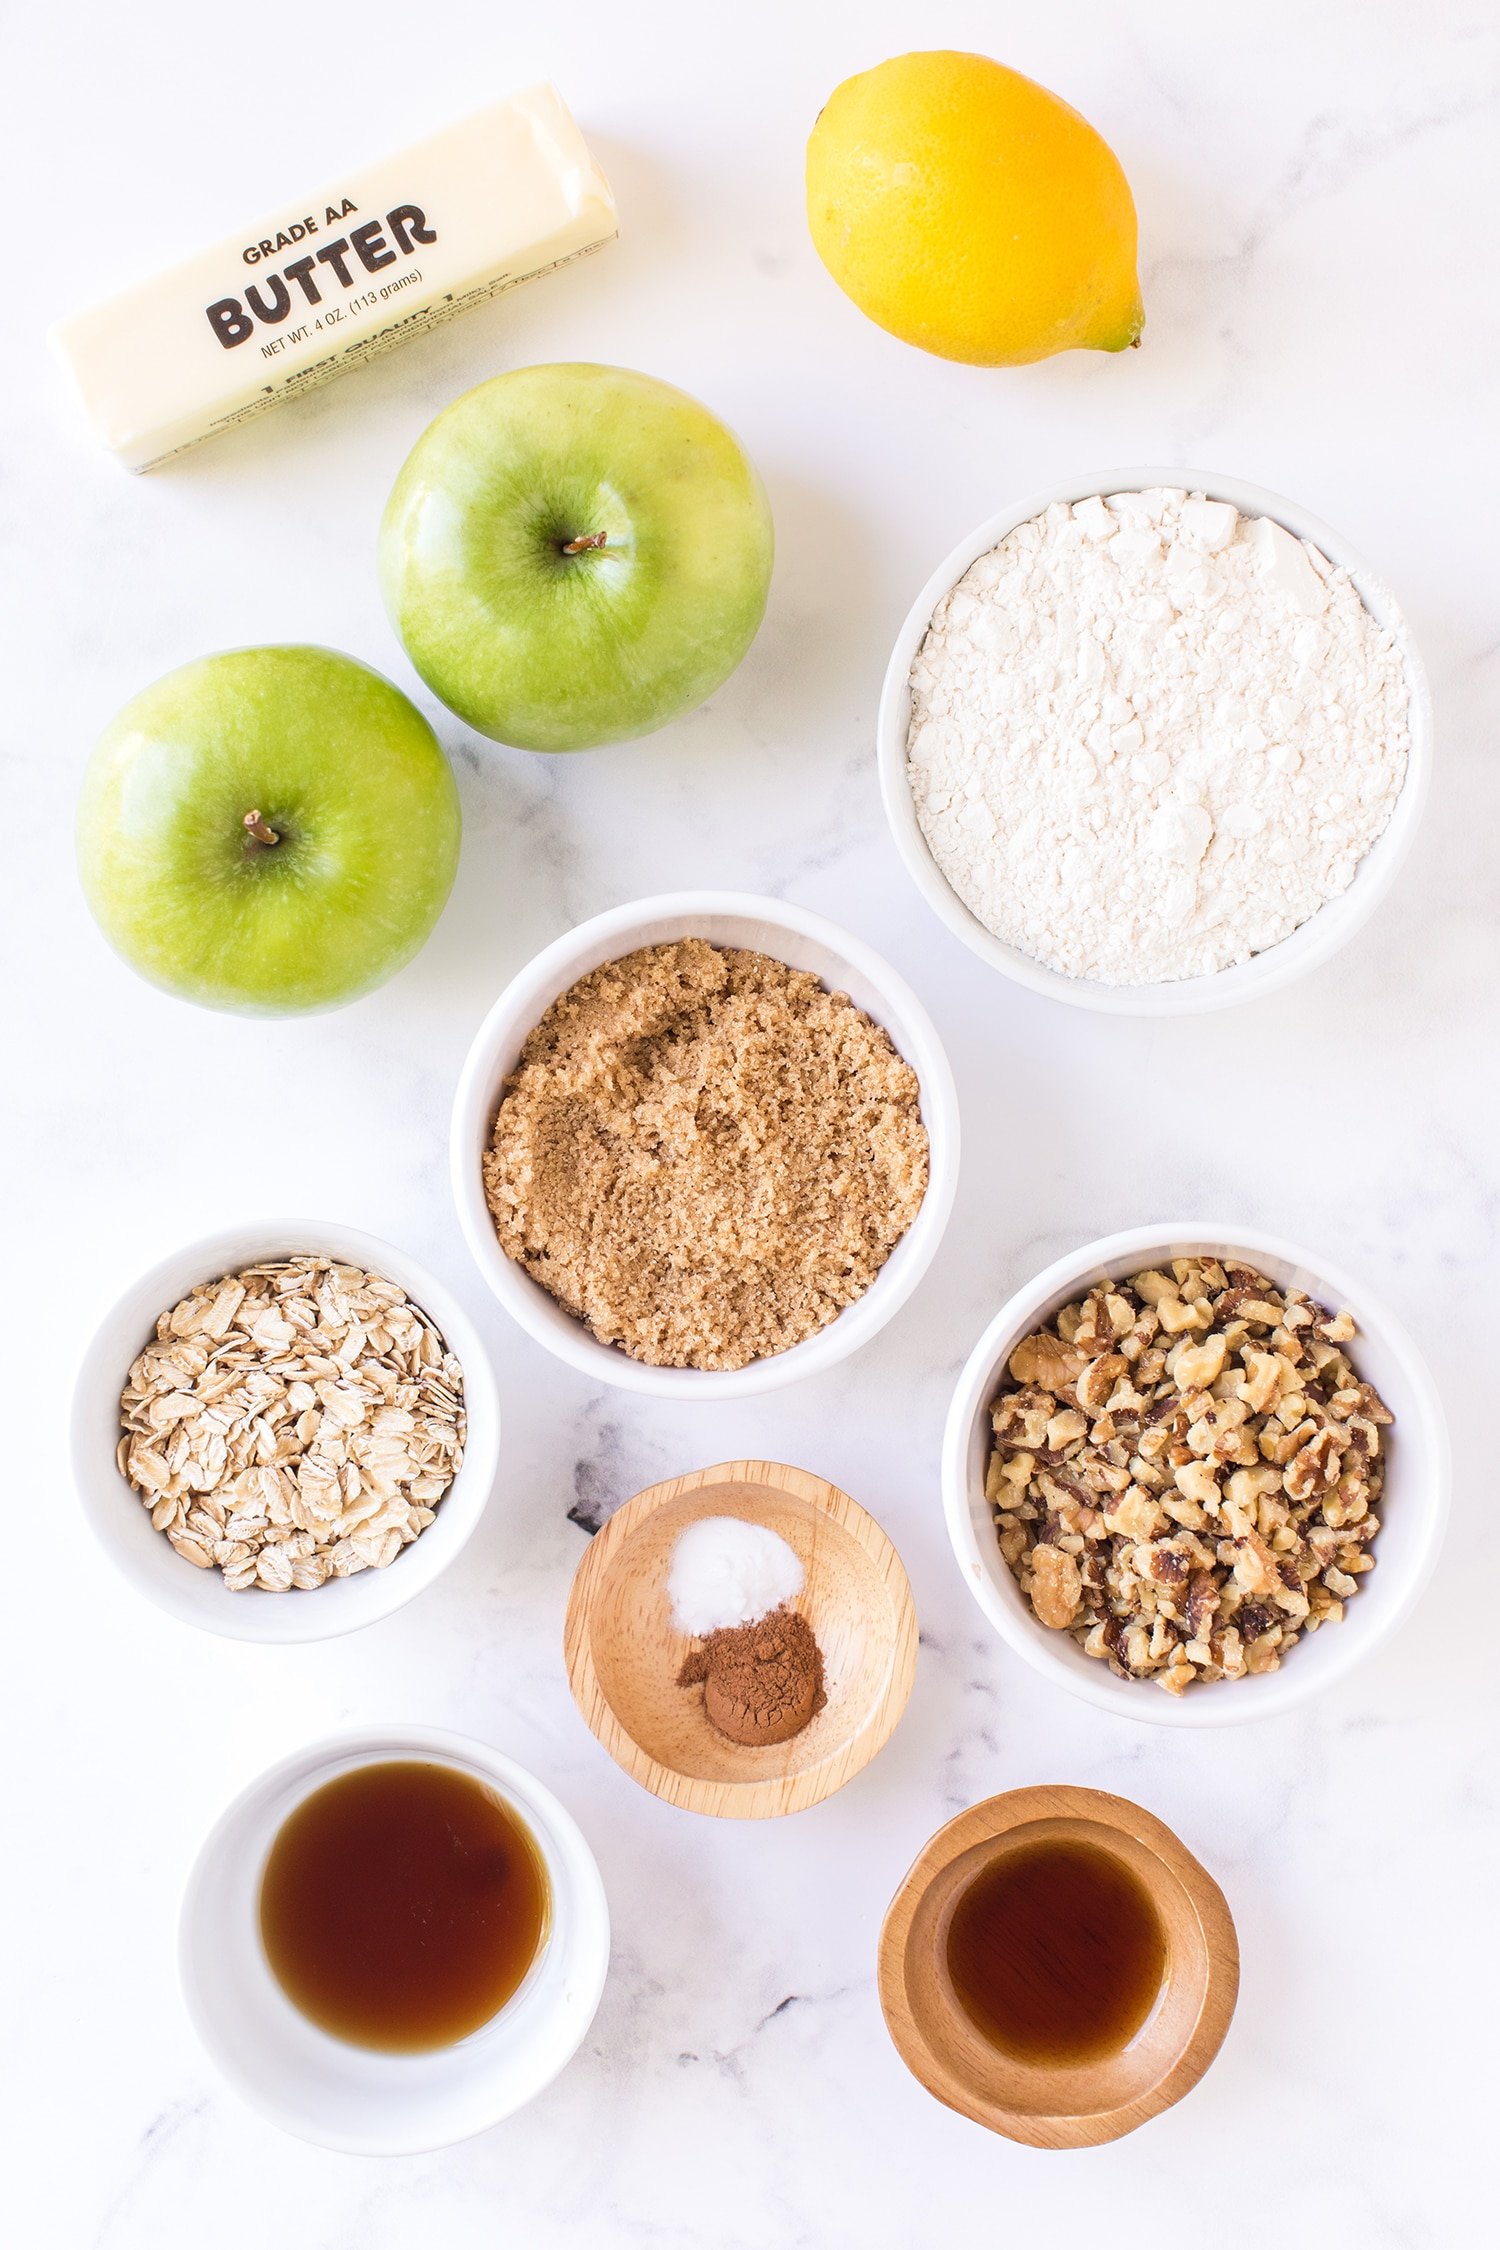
[{"xmin": 677, "ymin": 1605, "xmax": 827, "ymax": 1747}]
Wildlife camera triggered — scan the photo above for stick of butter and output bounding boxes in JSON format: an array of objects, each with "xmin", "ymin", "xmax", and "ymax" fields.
[{"xmin": 50, "ymin": 84, "xmax": 617, "ymax": 472}]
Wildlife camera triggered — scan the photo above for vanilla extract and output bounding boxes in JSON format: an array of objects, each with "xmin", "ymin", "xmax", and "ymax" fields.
[{"xmin": 945, "ymin": 1836, "xmax": 1166, "ymax": 2067}]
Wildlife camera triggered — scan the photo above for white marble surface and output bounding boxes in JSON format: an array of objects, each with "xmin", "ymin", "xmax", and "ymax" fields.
[{"xmin": 5, "ymin": 0, "xmax": 1497, "ymax": 2240}]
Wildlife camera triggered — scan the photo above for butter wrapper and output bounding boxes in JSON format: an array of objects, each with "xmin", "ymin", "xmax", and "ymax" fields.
[{"xmin": 51, "ymin": 84, "xmax": 617, "ymax": 471}]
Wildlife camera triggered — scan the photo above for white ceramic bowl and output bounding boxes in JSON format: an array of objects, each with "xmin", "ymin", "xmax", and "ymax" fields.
[
  {"xmin": 179, "ymin": 1725, "xmax": 610, "ymax": 2152},
  {"xmin": 71, "ymin": 1221, "xmax": 500, "ymax": 1644},
  {"xmin": 878, "ymin": 468, "xmax": 1432, "ymax": 1015},
  {"xmin": 944, "ymin": 1225, "xmax": 1449, "ymax": 1728},
  {"xmin": 451, "ymin": 891, "xmax": 959, "ymax": 1398}
]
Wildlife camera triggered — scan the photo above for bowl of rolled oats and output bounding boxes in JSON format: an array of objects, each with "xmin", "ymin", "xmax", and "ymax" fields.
[
  {"xmin": 943, "ymin": 1226, "xmax": 1448, "ymax": 1725},
  {"xmin": 72, "ymin": 1222, "xmax": 501, "ymax": 1642}
]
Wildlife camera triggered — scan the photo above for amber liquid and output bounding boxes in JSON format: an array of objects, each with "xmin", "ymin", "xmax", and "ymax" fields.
[
  {"xmin": 258, "ymin": 1760, "xmax": 550, "ymax": 2053},
  {"xmin": 945, "ymin": 1837, "xmax": 1167, "ymax": 2067}
]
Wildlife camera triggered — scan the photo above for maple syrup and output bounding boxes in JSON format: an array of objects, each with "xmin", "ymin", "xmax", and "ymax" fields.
[
  {"xmin": 944, "ymin": 1836, "xmax": 1166, "ymax": 2067},
  {"xmin": 258, "ymin": 1760, "xmax": 550, "ymax": 2053}
]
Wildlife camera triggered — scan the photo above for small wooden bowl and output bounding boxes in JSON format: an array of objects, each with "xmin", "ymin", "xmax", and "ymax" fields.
[
  {"xmin": 563, "ymin": 1460, "xmax": 918, "ymax": 1819},
  {"xmin": 879, "ymin": 1786, "xmax": 1238, "ymax": 2147}
]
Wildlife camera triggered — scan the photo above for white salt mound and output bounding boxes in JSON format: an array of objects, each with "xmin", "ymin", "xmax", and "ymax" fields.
[{"xmin": 668, "ymin": 1516, "xmax": 805, "ymax": 1636}]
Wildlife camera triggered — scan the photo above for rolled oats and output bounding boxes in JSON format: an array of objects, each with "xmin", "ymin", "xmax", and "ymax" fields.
[
  {"xmin": 986, "ymin": 1259, "xmax": 1393, "ymax": 1693},
  {"xmin": 118, "ymin": 1257, "xmax": 466, "ymax": 1593}
]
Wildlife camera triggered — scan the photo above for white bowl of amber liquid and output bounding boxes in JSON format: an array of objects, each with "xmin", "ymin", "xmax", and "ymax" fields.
[{"xmin": 178, "ymin": 1726, "xmax": 610, "ymax": 2152}]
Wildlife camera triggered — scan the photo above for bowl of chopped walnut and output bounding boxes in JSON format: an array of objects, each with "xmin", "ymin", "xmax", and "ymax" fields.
[{"xmin": 943, "ymin": 1227, "xmax": 1448, "ymax": 1725}]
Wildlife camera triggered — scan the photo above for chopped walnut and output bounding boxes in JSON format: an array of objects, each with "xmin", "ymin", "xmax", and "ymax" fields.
[
  {"xmin": 1172, "ymin": 1333, "xmax": 1228, "ymax": 1390},
  {"xmin": 987, "ymin": 1261, "xmax": 1392, "ymax": 1695},
  {"xmin": 1008, "ymin": 1330, "xmax": 1087, "ymax": 1395},
  {"xmin": 1026, "ymin": 1544, "xmax": 1083, "ymax": 1629},
  {"xmin": 1077, "ymin": 1353, "xmax": 1128, "ymax": 1413}
]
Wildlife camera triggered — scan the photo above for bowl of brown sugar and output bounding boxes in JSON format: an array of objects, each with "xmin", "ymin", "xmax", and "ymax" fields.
[
  {"xmin": 563, "ymin": 1460, "xmax": 919, "ymax": 1817},
  {"xmin": 450, "ymin": 892, "xmax": 959, "ymax": 1398}
]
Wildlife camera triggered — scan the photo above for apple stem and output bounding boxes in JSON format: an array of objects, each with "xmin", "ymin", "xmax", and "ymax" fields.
[
  {"xmin": 561, "ymin": 531, "xmax": 609, "ymax": 554},
  {"xmin": 243, "ymin": 810, "xmax": 281, "ymax": 847}
]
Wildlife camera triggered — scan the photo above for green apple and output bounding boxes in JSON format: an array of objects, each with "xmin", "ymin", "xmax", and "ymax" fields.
[
  {"xmin": 77, "ymin": 646, "xmax": 461, "ymax": 1014},
  {"xmin": 378, "ymin": 363, "xmax": 774, "ymax": 752}
]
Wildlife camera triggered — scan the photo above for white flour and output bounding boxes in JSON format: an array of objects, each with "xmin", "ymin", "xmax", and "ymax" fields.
[{"xmin": 906, "ymin": 488, "xmax": 1411, "ymax": 985}]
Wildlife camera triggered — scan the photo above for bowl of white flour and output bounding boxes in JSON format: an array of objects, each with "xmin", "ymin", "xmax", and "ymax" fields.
[{"xmin": 878, "ymin": 470, "xmax": 1431, "ymax": 1013}]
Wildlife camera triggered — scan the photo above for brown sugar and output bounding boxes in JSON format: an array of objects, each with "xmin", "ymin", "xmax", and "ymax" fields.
[
  {"xmin": 482, "ymin": 940, "xmax": 929, "ymax": 1371},
  {"xmin": 677, "ymin": 1606, "xmax": 827, "ymax": 1747}
]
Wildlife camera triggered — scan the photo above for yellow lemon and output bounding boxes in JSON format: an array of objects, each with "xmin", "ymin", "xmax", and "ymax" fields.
[{"xmin": 806, "ymin": 51, "xmax": 1144, "ymax": 366}]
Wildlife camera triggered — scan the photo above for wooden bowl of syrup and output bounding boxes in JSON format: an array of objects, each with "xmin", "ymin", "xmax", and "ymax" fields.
[
  {"xmin": 878, "ymin": 1786, "xmax": 1238, "ymax": 2148},
  {"xmin": 564, "ymin": 1459, "xmax": 918, "ymax": 1819}
]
